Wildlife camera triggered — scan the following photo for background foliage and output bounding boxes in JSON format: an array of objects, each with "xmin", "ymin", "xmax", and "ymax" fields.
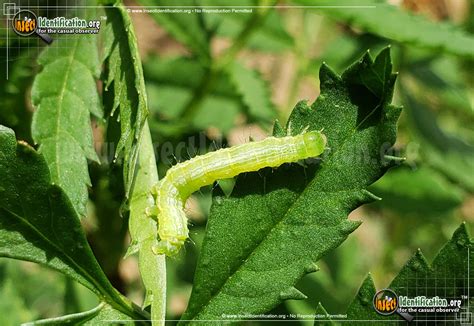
[{"xmin": 0, "ymin": 0, "xmax": 472, "ymax": 325}]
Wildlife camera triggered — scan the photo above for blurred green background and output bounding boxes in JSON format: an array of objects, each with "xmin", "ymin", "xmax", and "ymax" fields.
[{"xmin": 0, "ymin": 0, "xmax": 472, "ymax": 324}]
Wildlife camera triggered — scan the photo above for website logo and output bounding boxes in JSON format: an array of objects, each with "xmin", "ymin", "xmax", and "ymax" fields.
[
  {"xmin": 9, "ymin": 8, "xmax": 100, "ymax": 44},
  {"xmin": 373, "ymin": 288, "xmax": 398, "ymax": 315},
  {"xmin": 12, "ymin": 9, "xmax": 37, "ymax": 36},
  {"xmin": 373, "ymin": 288, "xmax": 471, "ymax": 323}
]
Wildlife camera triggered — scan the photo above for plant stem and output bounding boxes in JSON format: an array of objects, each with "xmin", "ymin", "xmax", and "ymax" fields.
[{"xmin": 129, "ymin": 121, "xmax": 166, "ymax": 325}]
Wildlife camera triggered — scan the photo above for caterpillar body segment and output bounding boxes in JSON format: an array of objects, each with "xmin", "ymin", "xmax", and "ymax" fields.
[{"xmin": 150, "ymin": 130, "xmax": 327, "ymax": 256}]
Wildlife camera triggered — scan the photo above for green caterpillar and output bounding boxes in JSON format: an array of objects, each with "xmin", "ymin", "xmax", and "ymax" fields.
[{"xmin": 148, "ymin": 130, "xmax": 327, "ymax": 256}]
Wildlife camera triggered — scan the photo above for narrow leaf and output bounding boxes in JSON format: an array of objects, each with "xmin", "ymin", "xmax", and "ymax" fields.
[
  {"xmin": 102, "ymin": 0, "xmax": 149, "ymax": 198},
  {"xmin": 31, "ymin": 31, "xmax": 102, "ymax": 217},
  {"xmin": 182, "ymin": 48, "xmax": 401, "ymax": 322}
]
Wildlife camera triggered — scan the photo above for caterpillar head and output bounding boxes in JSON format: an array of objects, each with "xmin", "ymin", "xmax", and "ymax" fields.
[{"xmin": 302, "ymin": 131, "xmax": 327, "ymax": 157}]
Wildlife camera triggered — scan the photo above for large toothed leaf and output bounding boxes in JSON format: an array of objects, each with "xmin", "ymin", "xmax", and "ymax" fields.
[
  {"xmin": 343, "ymin": 223, "xmax": 473, "ymax": 322},
  {"xmin": 102, "ymin": 0, "xmax": 149, "ymax": 198},
  {"xmin": 0, "ymin": 126, "xmax": 144, "ymax": 319},
  {"xmin": 181, "ymin": 48, "xmax": 401, "ymax": 322},
  {"xmin": 294, "ymin": 0, "xmax": 474, "ymax": 58},
  {"xmin": 31, "ymin": 32, "xmax": 102, "ymax": 217}
]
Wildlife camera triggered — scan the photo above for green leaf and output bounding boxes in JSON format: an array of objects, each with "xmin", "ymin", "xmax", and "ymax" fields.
[
  {"xmin": 102, "ymin": 1, "xmax": 149, "ymax": 198},
  {"xmin": 147, "ymin": 84, "xmax": 240, "ymax": 135},
  {"xmin": 181, "ymin": 48, "xmax": 401, "ymax": 322},
  {"xmin": 228, "ymin": 61, "xmax": 277, "ymax": 122},
  {"xmin": 201, "ymin": 0, "xmax": 293, "ymax": 52},
  {"xmin": 0, "ymin": 126, "xmax": 147, "ymax": 321},
  {"xmin": 101, "ymin": 2, "xmax": 166, "ymax": 322},
  {"xmin": 0, "ymin": 271, "xmax": 36, "ymax": 326},
  {"xmin": 293, "ymin": 236, "xmax": 366, "ymax": 318},
  {"xmin": 144, "ymin": 56, "xmax": 213, "ymax": 96},
  {"xmin": 408, "ymin": 57, "xmax": 473, "ymax": 117},
  {"xmin": 22, "ymin": 302, "xmax": 135, "ymax": 325},
  {"xmin": 0, "ymin": 49, "xmax": 34, "ymax": 142},
  {"xmin": 64, "ymin": 277, "xmax": 82, "ymax": 315},
  {"xmin": 145, "ymin": 56, "xmax": 277, "ymax": 134},
  {"xmin": 344, "ymin": 223, "xmax": 473, "ymax": 322},
  {"xmin": 294, "ymin": 0, "xmax": 474, "ymax": 58},
  {"xmin": 82, "ymin": 304, "xmax": 137, "ymax": 325},
  {"xmin": 0, "ymin": 259, "xmax": 79, "ymax": 323},
  {"xmin": 31, "ymin": 31, "xmax": 102, "ymax": 217},
  {"xmin": 313, "ymin": 33, "xmax": 387, "ymax": 75},
  {"xmin": 144, "ymin": 56, "xmax": 243, "ymax": 134},
  {"xmin": 344, "ymin": 273, "xmax": 380, "ymax": 321},
  {"xmin": 136, "ymin": 0, "xmax": 211, "ymax": 61},
  {"xmin": 369, "ymin": 166, "xmax": 464, "ymax": 216},
  {"xmin": 403, "ymin": 92, "xmax": 474, "ymax": 192}
]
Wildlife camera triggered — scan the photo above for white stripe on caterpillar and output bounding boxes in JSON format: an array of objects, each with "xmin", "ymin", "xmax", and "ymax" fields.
[{"xmin": 149, "ymin": 131, "xmax": 327, "ymax": 256}]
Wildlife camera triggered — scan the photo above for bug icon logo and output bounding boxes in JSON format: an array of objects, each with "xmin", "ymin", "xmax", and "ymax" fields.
[
  {"xmin": 11, "ymin": 10, "xmax": 53, "ymax": 44},
  {"xmin": 373, "ymin": 289, "xmax": 398, "ymax": 315},
  {"xmin": 12, "ymin": 10, "xmax": 37, "ymax": 36}
]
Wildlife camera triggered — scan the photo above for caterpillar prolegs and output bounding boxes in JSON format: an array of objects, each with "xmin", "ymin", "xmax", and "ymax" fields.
[{"xmin": 148, "ymin": 130, "xmax": 327, "ymax": 256}]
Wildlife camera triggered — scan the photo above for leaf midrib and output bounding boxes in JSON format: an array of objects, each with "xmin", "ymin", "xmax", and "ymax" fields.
[{"xmin": 53, "ymin": 38, "xmax": 80, "ymax": 182}]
